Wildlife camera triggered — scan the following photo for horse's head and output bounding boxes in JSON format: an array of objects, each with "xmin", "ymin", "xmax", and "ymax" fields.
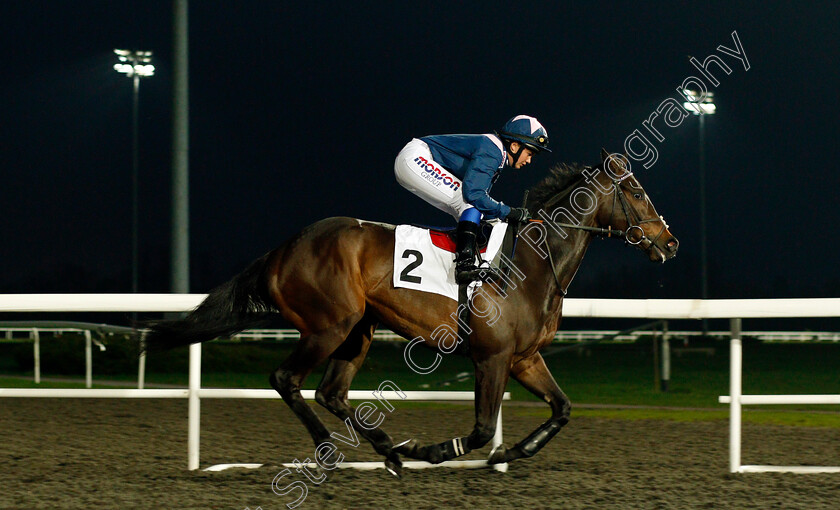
[{"xmin": 593, "ymin": 149, "xmax": 679, "ymax": 263}]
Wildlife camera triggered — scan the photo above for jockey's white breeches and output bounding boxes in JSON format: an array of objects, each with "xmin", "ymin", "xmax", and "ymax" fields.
[{"xmin": 394, "ymin": 138, "xmax": 474, "ymax": 221}]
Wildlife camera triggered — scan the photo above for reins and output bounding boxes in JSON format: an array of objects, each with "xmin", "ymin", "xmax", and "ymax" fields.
[{"xmin": 537, "ymin": 172, "xmax": 626, "ymax": 239}]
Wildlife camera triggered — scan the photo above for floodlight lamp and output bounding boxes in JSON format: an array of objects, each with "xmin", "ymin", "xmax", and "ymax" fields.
[
  {"xmin": 113, "ymin": 49, "xmax": 155, "ymax": 78},
  {"xmin": 114, "ymin": 63, "xmax": 134, "ymax": 75},
  {"xmin": 683, "ymin": 89, "xmax": 716, "ymax": 115},
  {"xmin": 135, "ymin": 64, "xmax": 155, "ymax": 77},
  {"xmin": 683, "ymin": 102, "xmax": 716, "ymax": 115}
]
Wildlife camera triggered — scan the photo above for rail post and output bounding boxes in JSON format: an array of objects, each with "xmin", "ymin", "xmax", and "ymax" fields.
[
  {"xmin": 84, "ymin": 330, "xmax": 93, "ymax": 389},
  {"xmin": 729, "ymin": 318, "xmax": 742, "ymax": 473},
  {"xmin": 661, "ymin": 321, "xmax": 670, "ymax": 392},
  {"xmin": 188, "ymin": 343, "xmax": 202, "ymax": 470},
  {"xmin": 653, "ymin": 325, "xmax": 661, "ymax": 391},
  {"xmin": 492, "ymin": 405, "xmax": 507, "ymax": 473},
  {"xmin": 32, "ymin": 328, "xmax": 40, "ymax": 384},
  {"xmin": 137, "ymin": 330, "xmax": 147, "ymax": 389}
]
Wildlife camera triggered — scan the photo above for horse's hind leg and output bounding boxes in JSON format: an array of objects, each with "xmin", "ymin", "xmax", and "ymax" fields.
[
  {"xmin": 314, "ymin": 314, "xmax": 402, "ymax": 475},
  {"xmin": 488, "ymin": 352, "xmax": 570, "ymax": 464},
  {"xmin": 269, "ymin": 313, "xmax": 363, "ymax": 451},
  {"xmin": 395, "ymin": 350, "xmax": 512, "ymax": 464}
]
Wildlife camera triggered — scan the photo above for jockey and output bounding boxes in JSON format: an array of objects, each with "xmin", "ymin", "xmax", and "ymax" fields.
[{"xmin": 394, "ymin": 115, "xmax": 551, "ymax": 284}]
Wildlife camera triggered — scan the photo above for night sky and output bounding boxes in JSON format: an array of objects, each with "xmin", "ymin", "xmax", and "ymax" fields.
[{"xmin": 2, "ymin": 1, "xmax": 839, "ymax": 302}]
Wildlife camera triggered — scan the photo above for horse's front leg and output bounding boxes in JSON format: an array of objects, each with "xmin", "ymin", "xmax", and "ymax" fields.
[
  {"xmin": 395, "ymin": 352, "xmax": 511, "ymax": 464},
  {"xmin": 488, "ymin": 353, "xmax": 570, "ymax": 464}
]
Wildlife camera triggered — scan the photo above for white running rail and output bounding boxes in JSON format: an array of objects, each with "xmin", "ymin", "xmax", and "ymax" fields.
[{"xmin": 1, "ymin": 294, "xmax": 839, "ymax": 473}]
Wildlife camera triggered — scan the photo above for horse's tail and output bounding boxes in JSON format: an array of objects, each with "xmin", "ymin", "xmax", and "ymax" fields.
[{"xmin": 140, "ymin": 252, "xmax": 277, "ymax": 353}]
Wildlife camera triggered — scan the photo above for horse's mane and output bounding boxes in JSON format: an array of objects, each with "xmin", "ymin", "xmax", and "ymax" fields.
[{"xmin": 526, "ymin": 163, "xmax": 589, "ymax": 210}]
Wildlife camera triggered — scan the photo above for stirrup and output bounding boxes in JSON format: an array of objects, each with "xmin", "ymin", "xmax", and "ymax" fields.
[
  {"xmin": 456, "ymin": 263, "xmax": 501, "ymax": 284},
  {"xmin": 475, "ymin": 265, "xmax": 502, "ymax": 283},
  {"xmin": 456, "ymin": 266, "xmax": 482, "ymax": 284}
]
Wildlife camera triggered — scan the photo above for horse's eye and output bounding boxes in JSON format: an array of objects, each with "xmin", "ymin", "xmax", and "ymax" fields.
[{"xmin": 633, "ymin": 193, "xmax": 643, "ymax": 199}]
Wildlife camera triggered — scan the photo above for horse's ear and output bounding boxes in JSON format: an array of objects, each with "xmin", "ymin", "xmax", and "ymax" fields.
[{"xmin": 600, "ymin": 148, "xmax": 609, "ymax": 161}]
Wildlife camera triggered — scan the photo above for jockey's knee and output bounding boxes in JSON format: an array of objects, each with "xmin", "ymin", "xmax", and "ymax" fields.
[{"xmin": 459, "ymin": 207, "xmax": 481, "ymax": 224}]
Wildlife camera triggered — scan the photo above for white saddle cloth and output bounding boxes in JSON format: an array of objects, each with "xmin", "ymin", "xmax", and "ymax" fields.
[{"xmin": 392, "ymin": 222, "xmax": 508, "ymax": 301}]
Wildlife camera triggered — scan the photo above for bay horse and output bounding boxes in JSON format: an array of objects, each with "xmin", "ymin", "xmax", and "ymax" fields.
[{"xmin": 142, "ymin": 149, "xmax": 678, "ymax": 475}]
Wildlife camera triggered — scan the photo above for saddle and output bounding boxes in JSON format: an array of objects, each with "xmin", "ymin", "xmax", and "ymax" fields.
[{"xmin": 412, "ymin": 222, "xmax": 495, "ymax": 255}]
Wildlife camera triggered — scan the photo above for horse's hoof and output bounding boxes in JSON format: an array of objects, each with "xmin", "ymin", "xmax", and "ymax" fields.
[
  {"xmin": 384, "ymin": 454, "xmax": 402, "ymax": 479},
  {"xmin": 393, "ymin": 438, "xmax": 417, "ymax": 457},
  {"xmin": 488, "ymin": 443, "xmax": 509, "ymax": 465}
]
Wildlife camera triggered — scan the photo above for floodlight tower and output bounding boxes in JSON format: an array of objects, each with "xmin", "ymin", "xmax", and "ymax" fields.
[
  {"xmin": 114, "ymin": 49, "xmax": 155, "ymax": 294},
  {"xmin": 684, "ymin": 90, "xmax": 716, "ymax": 335}
]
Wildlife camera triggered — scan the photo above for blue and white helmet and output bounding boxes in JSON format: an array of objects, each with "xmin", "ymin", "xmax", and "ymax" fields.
[{"xmin": 496, "ymin": 115, "xmax": 551, "ymax": 153}]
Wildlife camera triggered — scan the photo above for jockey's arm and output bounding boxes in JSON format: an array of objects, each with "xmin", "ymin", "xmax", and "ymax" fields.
[{"xmin": 461, "ymin": 158, "xmax": 511, "ymax": 220}]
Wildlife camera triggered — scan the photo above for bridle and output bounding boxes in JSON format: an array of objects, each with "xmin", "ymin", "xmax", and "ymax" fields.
[
  {"xmin": 530, "ymin": 165, "xmax": 669, "ymax": 294},
  {"xmin": 608, "ymin": 175, "xmax": 670, "ymax": 251}
]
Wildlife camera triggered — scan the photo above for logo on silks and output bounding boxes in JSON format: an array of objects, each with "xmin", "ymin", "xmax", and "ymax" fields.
[{"xmin": 414, "ymin": 157, "xmax": 461, "ymax": 192}]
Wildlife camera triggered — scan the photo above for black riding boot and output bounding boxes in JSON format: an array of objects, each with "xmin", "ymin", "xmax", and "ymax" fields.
[{"xmin": 455, "ymin": 221, "xmax": 482, "ymax": 284}]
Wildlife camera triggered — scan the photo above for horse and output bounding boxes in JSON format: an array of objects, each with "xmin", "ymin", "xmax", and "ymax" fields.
[{"xmin": 142, "ymin": 149, "xmax": 678, "ymax": 476}]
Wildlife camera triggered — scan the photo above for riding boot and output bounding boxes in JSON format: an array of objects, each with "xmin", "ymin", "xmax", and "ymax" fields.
[{"xmin": 455, "ymin": 221, "xmax": 482, "ymax": 284}]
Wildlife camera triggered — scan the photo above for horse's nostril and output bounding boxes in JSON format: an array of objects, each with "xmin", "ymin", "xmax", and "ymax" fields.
[{"xmin": 666, "ymin": 238, "xmax": 679, "ymax": 252}]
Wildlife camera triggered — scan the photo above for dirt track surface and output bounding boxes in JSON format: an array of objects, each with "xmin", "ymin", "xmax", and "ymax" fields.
[{"xmin": 2, "ymin": 399, "xmax": 839, "ymax": 509}]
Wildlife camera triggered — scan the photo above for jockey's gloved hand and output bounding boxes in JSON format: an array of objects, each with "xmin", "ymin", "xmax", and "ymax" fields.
[{"xmin": 506, "ymin": 207, "xmax": 532, "ymax": 224}]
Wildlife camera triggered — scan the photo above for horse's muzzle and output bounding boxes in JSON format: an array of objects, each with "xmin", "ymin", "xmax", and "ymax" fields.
[
  {"xmin": 648, "ymin": 235, "xmax": 678, "ymax": 263},
  {"xmin": 660, "ymin": 236, "xmax": 679, "ymax": 260},
  {"xmin": 665, "ymin": 236, "xmax": 679, "ymax": 255}
]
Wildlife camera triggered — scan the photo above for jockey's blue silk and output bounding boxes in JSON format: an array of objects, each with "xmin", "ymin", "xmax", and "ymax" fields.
[{"xmin": 420, "ymin": 134, "xmax": 511, "ymax": 219}]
